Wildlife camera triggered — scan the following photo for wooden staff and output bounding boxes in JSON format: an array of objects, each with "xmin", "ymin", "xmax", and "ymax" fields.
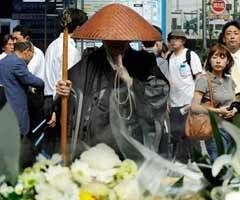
[{"xmin": 61, "ymin": 9, "xmax": 71, "ymax": 164}]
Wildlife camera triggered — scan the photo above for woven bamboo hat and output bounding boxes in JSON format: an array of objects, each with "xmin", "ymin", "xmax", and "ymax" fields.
[{"xmin": 72, "ymin": 3, "xmax": 161, "ymax": 41}]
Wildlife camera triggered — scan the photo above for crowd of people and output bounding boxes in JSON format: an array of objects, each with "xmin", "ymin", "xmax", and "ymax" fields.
[{"xmin": 0, "ymin": 4, "xmax": 240, "ymax": 178}]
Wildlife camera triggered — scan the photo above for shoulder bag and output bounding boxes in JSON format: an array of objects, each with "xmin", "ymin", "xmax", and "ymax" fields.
[{"xmin": 185, "ymin": 73, "xmax": 214, "ymax": 140}]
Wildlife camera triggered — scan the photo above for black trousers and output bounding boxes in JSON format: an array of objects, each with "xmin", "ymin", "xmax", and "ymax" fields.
[{"xmin": 169, "ymin": 106, "xmax": 200, "ymax": 163}]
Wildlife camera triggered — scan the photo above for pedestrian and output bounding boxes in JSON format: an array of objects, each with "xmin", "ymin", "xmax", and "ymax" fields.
[
  {"xmin": 191, "ymin": 43, "xmax": 237, "ymax": 160},
  {"xmin": 219, "ymin": 20, "xmax": 240, "ymax": 100},
  {"xmin": 12, "ymin": 25, "xmax": 49, "ymax": 132},
  {"xmin": 0, "ymin": 34, "xmax": 14, "ymax": 59},
  {"xmin": 0, "ymin": 41, "xmax": 44, "ymax": 168},
  {"xmin": 12, "ymin": 25, "xmax": 45, "ymax": 80},
  {"xmin": 167, "ymin": 30, "xmax": 203, "ymax": 163},
  {"xmin": 43, "ymin": 8, "xmax": 88, "ymax": 155},
  {"xmin": 56, "ymin": 3, "xmax": 170, "ymax": 160},
  {"xmin": 142, "ymin": 25, "xmax": 169, "ymax": 81},
  {"xmin": 141, "ymin": 25, "xmax": 171, "ymax": 158}
]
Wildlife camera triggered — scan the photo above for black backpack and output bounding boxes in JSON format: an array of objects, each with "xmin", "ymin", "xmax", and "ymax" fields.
[{"xmin": 167, "ymin": 49, "xmax": 195, "ymax": 79}]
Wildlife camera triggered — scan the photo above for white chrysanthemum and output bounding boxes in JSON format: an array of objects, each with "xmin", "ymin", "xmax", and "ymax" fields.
[
  {"xmin": 80, "ymin": 143, "xmax": 121, "ymax": 170},
  {"xmin": 71, "ymin": 159, "xmax": 93, "ymax": 184},
  {"xmin": 0, "ymin": 183, "xmax": 14, "ymax": 197},
  {"xmin": 71, "ymin": 158, "xmax": 118, "ymax": 184},
  {"xmin": 35, "ymin": 183, "xmax": 65, "ymax": 200},
  {"xmin": 14, "ymin": 183, "xmax": 24, "ymax": 195},
  {"xmin": 36, "ymin": 154, "xmax": 62, "ymax": 167},
  {"xmin": 44, "ymin": 165, "xmax": 78, "ymax": 193},
  {"xmin": 35, "ymin": 165, "xmax": 79, "ymax": 200},
  {"xmin": 95, "ymin": 168, "xmax": 118, "ymax": 183},
  {"xmin": 225, "ymin": 191, "xmax": 240, "ymax": 200},
  {"xmin": 18, "ymin": 169, "xmax": 45, "ymax": 189},
  {"xmin": 36, "ymin": 182, "xmax": 79, "ymax": 200},
  {"xmin": 113, "ymin": 178, "xmax": 142, "ymax": 200}
]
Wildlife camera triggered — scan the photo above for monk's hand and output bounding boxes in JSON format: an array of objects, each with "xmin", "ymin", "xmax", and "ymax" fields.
[
  {"xmin": 56, "ymin": 80, "xmax": 72, "ymax": 97},
  {"xmin": 115, "ymin": 54, "xmax": 133, "ymax": 86}
]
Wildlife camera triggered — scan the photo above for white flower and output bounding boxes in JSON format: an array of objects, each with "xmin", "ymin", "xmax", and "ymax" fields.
[
  {"xmin": 14, "ymin": 183, "xmax": 24, "ymax": 195},
  {"xmin": 71, "ymin": 158, "xmax": 118, "ymax": 184},
  {"xmin": 95, "ymin": 168, "xmax": 118, "ymax": 183},
  {"xmin": 71, "ymin": 160, "xmax": 93, "ymax": 184},
  {"xmin": 35, "ymin": 183, "xmax": 65, "ymax": 200},
  {"xmin": 113, "ymin": 178, "xmax": 142, "ymax": 200},
  {"xmin": 35, "ymin": 182, "xmax": 79, "ymax": 200},
  {"xmin": 0, "ymin": 183, "xmax": 14, "ymax": 197},
  {"xmin": 35, "ymin": 153, "xmax": 62, "ymax": 170},
  {"xmin": 18, "ymin": 168, "xmax": 45, "ymax": 189},
  {"xmin": 115, "ymin": 159, "xmax": 138, "ymax": 182},
  {"xmin": 35, "ymin": 165, "xmax": 79, "ymax": 200},
  {"xmin": 45, "ymin": 165, "xmax": 75, "ymax": 191},
  {"xmin": 225, "ymin": 191, "xmax": 240, "ymax": 200},
  {"xmin": 80, "ymin": 143, "xmax": 121, "ymax": 170}
]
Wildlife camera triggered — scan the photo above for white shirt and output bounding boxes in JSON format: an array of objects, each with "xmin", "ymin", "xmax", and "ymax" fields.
[
  {"xmin": 0, "ymin": 52, "xmax": 7, "ymax": 60},
  {"xmin": 28, "ymin": 46, "xmax": 45, "ymax": 80},
  {"xmin": 231, "ymin": 49, "xmax": 240, "ymax": 94},
  {"xmin": 169, "ymin": 48, "xmax": 202, "ymax": 107},
  {"xmin": 44, "ymin": 33, "xmax": 81, "ymax": 96}
]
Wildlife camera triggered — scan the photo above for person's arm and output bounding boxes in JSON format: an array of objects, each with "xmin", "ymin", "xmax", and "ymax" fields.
[
  {"xmin": 13, "ymin": 62, "xmax": 44, "ymax": 89},
  {"xmin": 190, "ymin": 51, "xmax": 203, "ymax": 78},
  {"xmin": 191, "ymin": 91, "xmax": 218, "ymax": 114},
  {"xmin": 191, "ymin": 91, "xmax": 236, "ymax": 118},
  {"xmin": 46, "ymin": 79, "xmax": 72, "ymax": 128}
]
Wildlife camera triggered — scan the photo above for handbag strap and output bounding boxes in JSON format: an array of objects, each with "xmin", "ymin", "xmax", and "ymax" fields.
[{"xmin": 205, "ymin": 72, "xmax": 214, "ymax": 107}]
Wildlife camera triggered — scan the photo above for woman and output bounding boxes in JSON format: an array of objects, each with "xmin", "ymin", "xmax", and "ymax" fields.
[
  {"xmin": 191, "ymin": 43, "xmax": 237, "ymax": 160},
  {"xmin": 0, "ymin": 34, "xmax": 14, "ymax": 59}
]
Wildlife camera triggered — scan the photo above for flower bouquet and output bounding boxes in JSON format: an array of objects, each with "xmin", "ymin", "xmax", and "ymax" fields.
[
  {"xmin": 0, "ymin": 143, "xmax": 139, "ymax": 200},
  {"xmin": 0, "ymin": 142, "xmax": 210, "ymax": 200}
]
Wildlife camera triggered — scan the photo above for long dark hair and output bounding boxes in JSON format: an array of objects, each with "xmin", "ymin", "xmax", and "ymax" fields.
[
  {"xmin": 205, "ymin": 43, "xmax": 234, "ymax": 75},
  {"xmin": 0, "ymin": 34, "xmax": 13, "ymax": 53}
]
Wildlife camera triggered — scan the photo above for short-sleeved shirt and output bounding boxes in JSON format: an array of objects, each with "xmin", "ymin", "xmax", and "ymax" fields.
[
  {"xmin": 195, "ymin": 72, "xmax": 236, "ymax": 108},
  {"xmin": 231, "ymin": 49, "xmax": 240, "ymax": 94},
  {"xmin": 169, "ymin": 48, "xmax": 203, "ymax": 107}
]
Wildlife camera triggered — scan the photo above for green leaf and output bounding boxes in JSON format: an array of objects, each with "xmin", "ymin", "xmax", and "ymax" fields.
[
  {"xmin": 192, "ymin": 147, "xmax": 211, "ymax": 164},
  {"xmin": 0, "ymin": 195, "xmax": 6, "ymax": 200},
  {"xmin": 209, "ymin": 111, "xmax": 224, "ymax": 156},
  {"xmin": 6, "ymin": 193, "xmax": 21, "ymax": 200},
  {"xmin": 232, "ymin": 113, "xmax": 240, "ymax": 128},
  {"xmin": 172, "ymin": 176, "xmax": 184, "ymax": 188}
]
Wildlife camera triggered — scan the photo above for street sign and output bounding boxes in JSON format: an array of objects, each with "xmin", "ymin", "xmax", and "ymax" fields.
[{"xmin": 210, "ymin": 0, "xmax": 226, "ymax": 15}]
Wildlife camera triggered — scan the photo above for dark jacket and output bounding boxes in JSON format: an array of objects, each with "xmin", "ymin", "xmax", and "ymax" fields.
[
  {"xmin": 0, "ymin": 54, "xmax": 44, "ymax": 135},
  {"xmin": 68, "ymin": 47, "xmax": 170, "ymax": 159}
]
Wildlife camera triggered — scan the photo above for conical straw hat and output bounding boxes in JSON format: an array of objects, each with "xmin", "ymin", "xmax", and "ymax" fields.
[{"xmin": 72, "ymin": 3, "xmax": 161, "ymax": 41}]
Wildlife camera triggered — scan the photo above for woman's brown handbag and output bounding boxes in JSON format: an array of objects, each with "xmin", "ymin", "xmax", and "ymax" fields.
[{"xmin": 185, "ymin": 73, "xmax": 214, "ymax": 140}]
